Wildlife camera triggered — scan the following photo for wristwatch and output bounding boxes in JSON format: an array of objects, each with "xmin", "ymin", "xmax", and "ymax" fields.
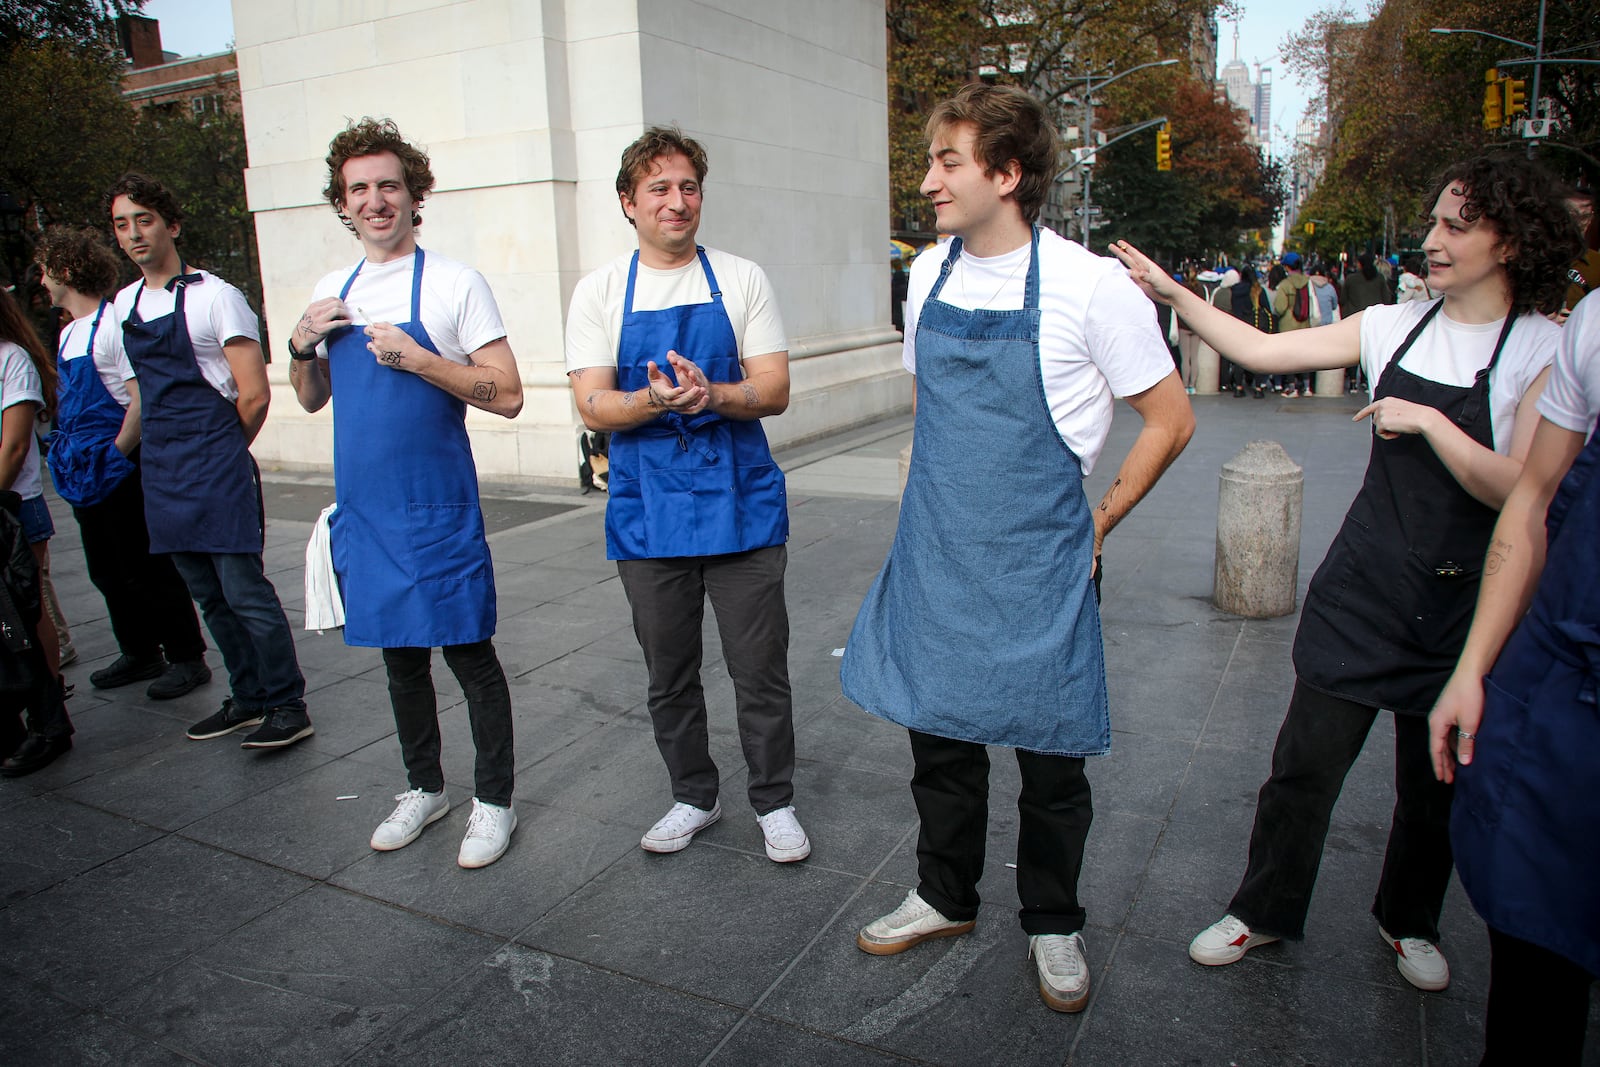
[{"xmin": 287, "ymin": 338, "xmax": 318, "ymax": 362}]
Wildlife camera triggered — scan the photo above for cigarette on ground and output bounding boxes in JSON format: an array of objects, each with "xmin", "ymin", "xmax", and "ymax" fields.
[
  {"xmin": 1005, "ymin": 862, "xmax": 1017, "ymax": 869},
  {"xmin": 336, "ymin": 795, "xmax": 359, "ymax": 801}
]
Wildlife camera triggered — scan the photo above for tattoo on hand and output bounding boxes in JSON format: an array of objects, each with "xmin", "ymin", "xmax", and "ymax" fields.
[
  {"xmin": 298, "ymin": 313, "xmax": 314, "ymax": 337},
  {"xmin": 1485, "ymin": 538, "xmax": 1512, "ymax": 576},
  {"xmin": 380, "ymin": 350, "xmax": 403, "ymax": 365},
  {"xmin": 740, "ymin": 382, "xmax": 758, "ymax": 408},
  {"xmin": 472, "ymin": 381, "xmax": 497, "ymax": 402}
]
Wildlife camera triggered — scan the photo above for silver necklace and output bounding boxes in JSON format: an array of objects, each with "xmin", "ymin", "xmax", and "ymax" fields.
[{"xmin": 960, "ymin": 250, "xmax": 1026, "ymax": 309}]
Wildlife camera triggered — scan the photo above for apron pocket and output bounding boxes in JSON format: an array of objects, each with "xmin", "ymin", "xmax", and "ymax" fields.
[
  {"xmin": 1457, "ymin": 673, "xmax": 1533, "ymax": 829},
  {"xmin": 405, "ymin": 503, "xmax": 487, "ymax": 583}
]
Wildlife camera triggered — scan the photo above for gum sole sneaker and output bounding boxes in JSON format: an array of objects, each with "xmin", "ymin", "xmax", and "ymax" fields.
[
  {"xmin": 371, "ymin": 789, "xmax": 450, "ymax": 851},
  {"xmin": 1031, "ymin": 932, "xmax": 1090, "ymax": 1013},
  {"xmin": 186, "ymin": 698, "xmax": 264, "ymax": 740},
  {"xmin": 857, "ymin": 889, "xmax": 975, "ymax": 956},
  {"xmin": 755, "ymin": 805, "xmax": 811, "ymax": 863},
  {"xmin": 458, "ymin": 799, "xmax": 516, "ymax": 869},
  {"xmin": 641, "ymin": 801, "xmax": 721, "ymax": 853},
  {"xmin": 1189, "ymin": 914, "xmax": 1280, "ymax": 966},
  {"xmin": 1380, "ymin": 927, "xmax": 1450, "ymax": 991}
]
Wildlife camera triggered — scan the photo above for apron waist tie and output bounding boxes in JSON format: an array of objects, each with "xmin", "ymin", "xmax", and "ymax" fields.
[{"xmin": 1523, "ymin": 614, "xmax": 1600, "ymax": 707}]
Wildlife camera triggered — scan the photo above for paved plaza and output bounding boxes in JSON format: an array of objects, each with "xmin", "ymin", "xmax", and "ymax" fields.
[{"xmin": 3, "ymin": 393, "xmax": 1596, "ymax": 1066}]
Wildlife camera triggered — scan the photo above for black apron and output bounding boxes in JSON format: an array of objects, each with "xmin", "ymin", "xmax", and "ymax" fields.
[{"xmin": 1293, "ymin": 303, "xmax": 1517, "ymax": 714}]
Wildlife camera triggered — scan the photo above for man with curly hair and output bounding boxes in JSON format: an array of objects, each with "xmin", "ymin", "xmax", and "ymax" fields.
[
  {"xmin": 35, "ymin": 225, "xmax": 210, "ymax": 701},
  {"xmin": 288, "ymin": 118, "xmax": 524, "ymax": 869},
  {"xmin": 102, "ymin": 174, "xmax": 312, "ymax": 749}
]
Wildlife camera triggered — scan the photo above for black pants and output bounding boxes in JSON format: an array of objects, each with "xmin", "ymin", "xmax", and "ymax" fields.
[
  {"xmin": 910, "ymin": 729, "xmax": 1092, "ymax": 936},
  {"xmin": 382, "ymin": 640, "xmax": 514, "ymax": 807},
  {"xmin": 1230, "ymin": 680, "xmax": 1454, "ymax": 941},
  {"xmin": 1482, "ymin": 927, "xmax": 1595, "ymax": 1066},
  {"xmin": 616, "ymin": 545, "xmax": 794, "ymax": 814},
  {"xmin": 73, "ymin": 465, "xmax": 206, "ymax": 663}
]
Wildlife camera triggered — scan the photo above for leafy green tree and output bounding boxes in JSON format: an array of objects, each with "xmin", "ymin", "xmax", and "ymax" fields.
[{"xmin": 0, "ymin": 0, "xmax": 144, "ymax": 52}]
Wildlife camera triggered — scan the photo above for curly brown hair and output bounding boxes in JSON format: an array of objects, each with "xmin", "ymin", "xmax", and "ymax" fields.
[
  {"xmin": 1422, "ymin": 152, "xmax": 1583, "ymax": 316},
  {"xmin": 926, "ymin": 84, "xmax": 1060, "ymax": 226},
  {"xmin": 0, "ymin": 288, "xmax": 58, "ymax": 422},
  {"xmin": 322, "ymin": 118, "xmax": 435, "ymax": 234},
  {"xmin": 614, "ymin": 126, "xmax": 709, "ymax": 227},
  {"xmin": 35, "ymin": 226, "xmax": 123, "ymax": 299},
  {"xmin": 104, "ymin": 173, "xmax": 184, "ymax": 229}
]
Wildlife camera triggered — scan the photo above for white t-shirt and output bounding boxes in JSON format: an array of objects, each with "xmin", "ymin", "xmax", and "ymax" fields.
[
  {"xmin": 564, "ymin": 247, "xmax": 788, "ymax": 371},
  {"xmin": 57, "ymin": 303, "xmax": 136, "ymax": 408},
  {"xmin": 1538, "ymin": 289, "xmax": 1600, "ymax": 437},
  {"xmin": 1358, "ymin": 299, "xmax": 1559, "ymax": 455},
  {"xmin": 0, "ymin": 341, "xmax": 45, "ymax": 501},
  {"xmin": 311, "ymin": 248, "xmax": 507, "ymax": 365},
  {"xmin": 903, "ymin": 228, "xmax": 1173, "ymax": 475},
  {"xmin": 106, "ymin": 269, "xmax": 260, "ymax": 401}
]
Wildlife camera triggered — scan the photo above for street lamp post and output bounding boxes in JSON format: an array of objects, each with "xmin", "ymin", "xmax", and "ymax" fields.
[
  {"xmin": 1072, "ymin": 57, "xmax": 1179, "ymax": 243},
  {"xmin": 1432, "ymin": 1, "xmax": 1548, "ymax": 154}
]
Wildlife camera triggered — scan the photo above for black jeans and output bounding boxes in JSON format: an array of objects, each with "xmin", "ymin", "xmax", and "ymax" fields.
[
  {"xmin": 616, "ymin": 545, "xmax": 795, "ymax": 814},
  {"xmin": 1482, "ymin": 927, "xmax": 1594, "ymax": 1066},
  {"xmin": 382, "ymin": 640, "xmax": 514, "ymax": 808},
  {"xmin": 1230, "ymin": 680, "xmax": 1454, "ymax": 941},
  {"xmin": 909, "ymin": 729, "xmax": 1092, "ymax": 936},
  {"xmin": 73, "ymin": 464, "xmax": 206, "ymax": 663}
]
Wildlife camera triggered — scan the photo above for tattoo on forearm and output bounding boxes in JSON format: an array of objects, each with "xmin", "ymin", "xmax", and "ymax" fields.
[
  {"xmin": 1096, "ymin": 477, "xmax": 1122, "ymax": 513},
  {"xmin": 380, "ymin": 350, "xmax": 402, "ymax": 365},
  {"xmin": 741, "ymin": 382, "xmax": 758, "ymax": 408},
  {"xmin": 620, "ymin": 390, "xmax": 636, "ymax": 408},
  {"xmin": 585, "ymin": 392, "xmax": 599, "ymax": 414},
  {"xmin": 472, "ymin": 381, "xmax": 497, "ymax": 402},
  {"xmin": 1485, "ymin": 538, "xmax": 1512, "ymax": 576}
]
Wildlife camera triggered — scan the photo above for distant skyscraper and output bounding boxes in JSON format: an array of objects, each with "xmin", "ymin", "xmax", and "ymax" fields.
[{"xmin": 1216, "ymin": 22, "xmax": 1273, "ymax": 152}]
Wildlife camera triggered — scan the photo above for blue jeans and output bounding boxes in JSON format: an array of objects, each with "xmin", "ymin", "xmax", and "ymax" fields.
[{"xmin": 171, "ymin": 551, "xmax": 306, "ymax": 712}]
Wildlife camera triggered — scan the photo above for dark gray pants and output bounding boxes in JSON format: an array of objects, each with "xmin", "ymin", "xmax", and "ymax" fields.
[
  {"xmin": 617, "ymin": 545, "xmax": 795, "ymax": 814},
  {"xmin": 382, "ymin": 640, "xmax": 514, "ymax": 807}
]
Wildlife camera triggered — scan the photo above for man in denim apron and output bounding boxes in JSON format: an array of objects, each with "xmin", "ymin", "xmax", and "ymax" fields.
[
  {"xmin": 842, "ymin": 86, "xmax": 1193, "ymax": 1013},
  {"xmin": 565, "ymin": 128, "xmax": 807, "ymax": 864}
]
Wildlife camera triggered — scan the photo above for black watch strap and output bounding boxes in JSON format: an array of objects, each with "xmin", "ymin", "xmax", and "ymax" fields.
[{"xmin": 288, "ymin": 338, "xmax": 318, "ymax": 362}]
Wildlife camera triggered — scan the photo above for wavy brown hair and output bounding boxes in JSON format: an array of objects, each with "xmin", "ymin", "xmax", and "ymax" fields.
[
  {"xmin": 1422, "ymin": 153, "xmax": 1583, "ymax": 316},
  {"xmin": 104, "ymin": 173, "xmax": 184, "ymax": 229},
  {"xmin": 614, "ymin": 126, "xmax": 709, "ymax": 226},
  {"xmin": 323, "ymin": 118, "xmax": 435, "ymax": 233},
  {"xmin": 926, "ymin": 84, "xmax": 1060, "ymax": 225},
  {"xmin": 0, "ymin": 288, "xmax": 58, "ymax": 422},
  {"xmin": 35, "ymin": 225, "xmax": 123, "ymax": 299}
]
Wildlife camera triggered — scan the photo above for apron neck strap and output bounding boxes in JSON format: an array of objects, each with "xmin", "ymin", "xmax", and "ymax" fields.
[{"xmin": 338, "ymin": 247, "xmax": 424, "ymax": 321}]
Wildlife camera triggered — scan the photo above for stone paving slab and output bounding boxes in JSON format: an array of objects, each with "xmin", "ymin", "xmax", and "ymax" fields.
[{"xmin": 2, "ymin": 395, "xmax": 1596, "ymax": 1065}]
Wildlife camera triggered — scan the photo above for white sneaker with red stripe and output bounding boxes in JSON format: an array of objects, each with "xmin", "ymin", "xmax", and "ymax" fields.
[
  {"xmin": 1189, "ymin": 914, "xmax": 1280, "ymax": 966},
  {"xmin": 1379, "ymin": 926, "xmax": 1450, "ymax": 991}
]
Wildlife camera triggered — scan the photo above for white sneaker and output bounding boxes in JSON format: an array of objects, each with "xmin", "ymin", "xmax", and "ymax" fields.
[
  {"xmin": 755, "ymin": 805, "xmax": 811, "ymax": 863},
  {"xmin": 1379, "ymin": 926, "xmax": 1450, "ymax": 991},
  {"xmin": 1189, "ymin": 914, "xmax": 1280, "ymax": 966},
  {"xmin": 856, "ymin": 889, "xmax": 975, "ymax": 955},
  {"xmin": 370, "ymin": 788, "xmax": 449, "ymax": 851},
  {"xmin": 641, "ymin": 801, "xmax": 721, "ymax": 853},
  {"xmin": 458, "ymin": 798, "xmax": 516, "ymax": 869},
  {"xmin": 1030, "ymin": 933, "xmax": 1090, "ymax": 1013}
]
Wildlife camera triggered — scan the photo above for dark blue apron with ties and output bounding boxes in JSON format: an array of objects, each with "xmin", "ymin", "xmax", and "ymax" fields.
[
  {"xmin": 604, "ymin": 248, "xmax": 787, "ymax": 561},
  {"xmin": 325, "ymin": 248, "xmax": 496, "ymax": 648},
  {"xmin": 841, "ymin": 229, "xmax": 1109, "ymax": 755},
  {"xmin": 48, "ymin": 302, "xmax": 135, "ymax": 507},
  {"xmin": 1452, "ymin": 424, "xmax": 1600, "ymax": 979},
  {"xmin": 122, "ymin": 271, "xmax": 263, "ymax": 554}
]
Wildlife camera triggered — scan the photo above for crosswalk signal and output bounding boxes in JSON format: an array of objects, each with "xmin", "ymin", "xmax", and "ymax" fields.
[
  {"xmin": 1502, "ymin": 75, "xmax": 1527, "ymax": 118},
  {"xmin": 1482, "ymin": 68, "xmax": 1503, "ymax": 130},
  {"xmin": 1156, "ymin": 127, "xmax": 1172, "ymax": 171}
]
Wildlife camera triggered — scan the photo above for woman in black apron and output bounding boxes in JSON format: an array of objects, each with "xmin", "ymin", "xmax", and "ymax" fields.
[{"xmin": 1112, "ymin": 152, "xmax": 1580, "ymax": 993}]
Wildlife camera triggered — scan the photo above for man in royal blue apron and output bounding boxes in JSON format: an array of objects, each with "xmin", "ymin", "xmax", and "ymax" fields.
[
  {"xmin": 103, "ymin": 175, "xmax": 311, "ymax": 749},
  {"xmin": 842, "ymin": 86, "xmax": 1193, "ymax": 1013},
  {"xmin": 35, "ymin": 226, "xmax": 211, "ymax": 702},
  {"xmin": 288, "ymin": 119, "xmax": 525, "ymax": 870},
  {"xmin": 565, "ymin": 127, "xmax": 809, "ymax": 863}
]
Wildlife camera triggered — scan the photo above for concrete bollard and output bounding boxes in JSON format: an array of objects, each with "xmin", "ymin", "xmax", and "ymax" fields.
[
  {"xmin": 1314, "ymin": 368, "xmax": 1345, "ymax": 398},
  {"xmin": 1215, "ymin": 440, "xmax": 1303, "ymax": 618},
  {"xmin": 899, "ymin": 441, "xmax": 913, "ymax": 498},
  {"xmin": 1194, "ymin": 342, "xmax": 1220, "ymax": 394}
]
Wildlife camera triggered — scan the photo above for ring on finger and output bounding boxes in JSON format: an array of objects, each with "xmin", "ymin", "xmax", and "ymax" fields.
[{"xmin": 1456, "ymin": 730, "xmax": 1476, "ymax": 740}]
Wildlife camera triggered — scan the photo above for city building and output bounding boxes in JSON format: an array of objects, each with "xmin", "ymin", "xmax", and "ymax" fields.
[{"xmin": 117, "ymin": 14, "xmax": 240, "ymax": 116}]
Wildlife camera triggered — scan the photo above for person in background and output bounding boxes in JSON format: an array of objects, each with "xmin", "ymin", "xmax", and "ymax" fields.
[
  {"xmin": 1558, "ymin": 183, "xmax": 1597, "ymax": 323},
  {"xmin": 1397, "ymin": 254, "xmax": 1433, "ymax": 304},
  {"xmin": 1271, "ymin": 254, "xmax": 1312, "ymax": 397}
]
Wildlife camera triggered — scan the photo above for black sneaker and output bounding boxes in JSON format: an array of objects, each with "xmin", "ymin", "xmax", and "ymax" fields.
[
  {"xmin": 147, "ymin": 659, "xmax": 213, "ymax": 701},
  {"xmin": 240, "ymin": 708, "xmax": 314, "ymax": 749},
  {"xmin": 0, "ymin": 733, "xmax": 71, "ymax": 778},
  {"xmin": 186, "ymin": 699, "xmax": 264, "ymax": 740},
  {"xmin": 90, "ymin": 653, "xmax": 166, "ymax": 690}
]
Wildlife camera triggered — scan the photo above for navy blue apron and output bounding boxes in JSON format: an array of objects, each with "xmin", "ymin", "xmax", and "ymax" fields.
[
  {"xmin": 48, "ymin": 302, "xmax": 135, "ymax": 508},
  {"xmin": 604, "ymin": 248, "xmax": 787, "ymax": 560},
  {"xmin": 841, "ymin": 229, "xmax": 1109, "ymax": 755},
  {"xmin": 325, "ymin": 248, "xmax": 496, "ymax": 648},
  {"xmin": 1294, "ymin": 304, "xmax": 1514, "ymax": 714},
  {"xmin": 122, "ymin": 271, "xmax": 263, "ymax": 555}
]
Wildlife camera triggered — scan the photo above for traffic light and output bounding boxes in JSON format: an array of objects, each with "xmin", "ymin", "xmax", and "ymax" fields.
[
  {"xmin": 1482, "ymin": 68, "xmax": 1503, "ymax": 130},
  {"xmin": 1156, "ymin": 127, "xmax": 1172, "ymax": 171},
  {"xmin": 1305, "ymin": 221, "xmax": 1316, "ymax": 236},
  {"xmin": 1502, "ymin": 75, "xmax": 1527, "ymax": 118}
]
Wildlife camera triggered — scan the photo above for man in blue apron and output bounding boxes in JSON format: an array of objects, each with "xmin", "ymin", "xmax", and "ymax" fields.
[
  {"xmin": 288, "ymin": 119, "xmax": 524, "ymax": 870},
  {"xmin": 841, "ymin": 86, "xmax": 1193, "ymax": 1013},
  {"xmin": 35, "ymin": 226, "xmax": 211, "ymax": 702},
  {"xmin": 565, "ymin": 127, "xmax": 808, "ymax": 864},
  {"xmin": 1430, "ymin": 289, "xmax": 1600, "ymax": 1064},
  {"xmin": 103, "ymin": 174, "xmax": 311, "ymax": 749}
]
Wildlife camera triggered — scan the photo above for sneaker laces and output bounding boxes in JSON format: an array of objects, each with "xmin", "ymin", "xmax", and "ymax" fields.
[
  {"xmin": 884, "ymin": 890, "xmax": 935, "ymax": 927},
  {"xmin": 655, "ymin": 802, "xmax": 707, "ymax": 835},
  {"xmin": 1397, "ymin": 936, "xmax": 1440, "ymax": 961},
  {"xmin": 384, "ymin": 789, "xmax": 430, "ymax": 826},
  {"xmin": 464, "ymin": 799, "xmax": 504, "ymax": 840},
  {"xmin": 1212, "ymin": 915, "xmax": 1250, "ymax": 942},
  {"xmin": 757, "ymin": 805, "xmax": 804, "ymax": 844},
  {"xmin": 1034, "ymin": 934, "xmax": 1084, "ymax": 978}
]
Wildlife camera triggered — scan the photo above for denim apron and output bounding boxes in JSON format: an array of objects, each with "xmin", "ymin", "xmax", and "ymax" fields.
[
  {"xmin": 841, "ymin": 229, "xmax": 1109, "ymax": 755},
  {"xmin": 122, "ymin": 271, "xmax": 263, "ymax": 554},
  {"xmin": 325, "ymin": 248, "xmax": 495, "ymax": 648},
  {"xmin": 48, "ymin": 302, "xmax": 135, "ymax": 508},
  {"xmin": 1293, "ymin": 303, "xmax": 1513, "ymax": 714},
  {"xmin": 1452, "ymin": 424, "xmax": 1600, "ymax": 979},
  {"xmin": 604, "ymin": 248, "xmax": 787, "ymax": 561}
]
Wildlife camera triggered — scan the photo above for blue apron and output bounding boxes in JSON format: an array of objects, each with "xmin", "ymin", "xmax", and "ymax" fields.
[
  {"xmin": 48, "ymin": 302, "xmax": 135, "ymax": 508},
  {"xmin": 841, "ymin": 229, "xmax": 1109, "ymax": 755},
  {"xmin": 1452, "ymin": 424, "xmax": 1600, "ymax": 979},
  {"xmin": 604, "ymin": 248, "xmax": 787, "ymax": 560},
  {"xmin": 325, "ymin": 247, "xmax": 496, "ymax": 648},
  {"xmin": 122, "ymin": 271, "xmax": 263, "ymax": 555}
]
